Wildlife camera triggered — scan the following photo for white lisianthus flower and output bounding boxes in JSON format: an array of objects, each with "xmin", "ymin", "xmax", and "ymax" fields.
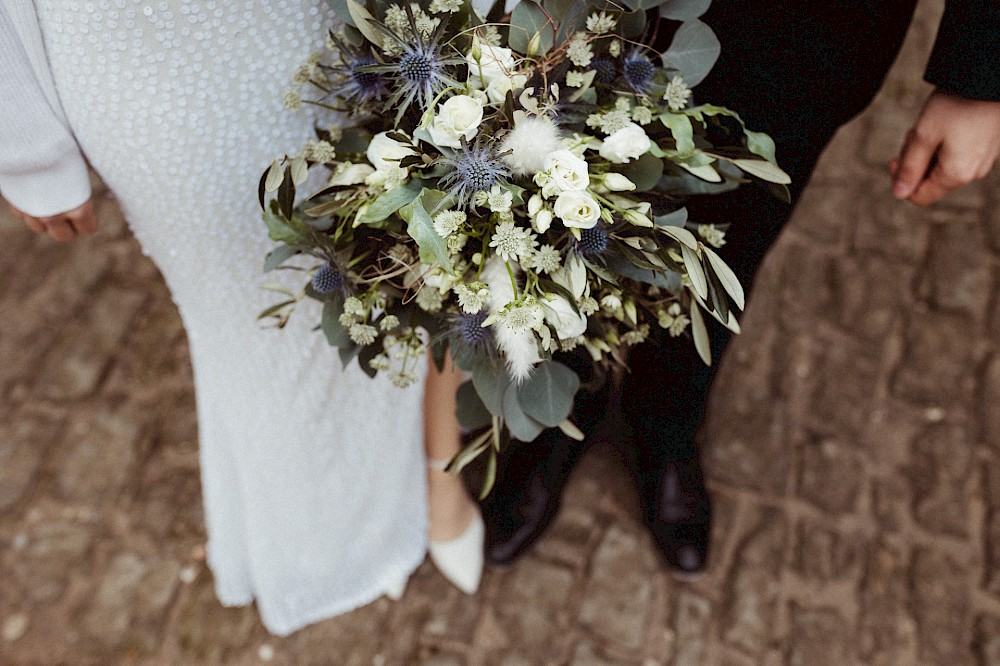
[
  {"xmin": 367, "ymin": 131, "xmax": 414, "ymax": 170},
  {"xmin": 601, "ymin": 173, "xmax": 636, "ymax": 191},
  {"xmin": 532, "ymin": 208, "xmax": 554, "ymax": 234},
  {"xmin": 328, "ymin": 162, "xmax": 375, "ymax": 186},
  {"xmin": 542, "ymin": 149, "xmax": 590, "ymax": 194},
  {"xmin": 485, "ymin": 73, "xmax": 528, "ymax": 105},
  {"xmin": 599, "ymin": 122, "xmax": 651, "ymax": 163},
  {"xmin": 554, "ymin": 190, "xmax": 601, "ymax": 229},
  {"xmin": 428, "ymin": 95, "xmax": 485, "ymax": 149},
  {"xmin": 467, "ymin": 39, "xmax": 517, "ymax": 87},
  {"xmin": 543, "ymin": 295, "xmax": 588, "ymax": 339}
]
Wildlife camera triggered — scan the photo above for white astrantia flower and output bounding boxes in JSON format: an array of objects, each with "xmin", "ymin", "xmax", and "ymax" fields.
[
  {"xmin": 416, "ymin": 286, "xmax": 445, "ymax": 312},
  {"xmin": 390, "ymin": 369, "xmax": 419, "ymax": 388},
  {"xmin": 622, "ymin": 323, "xmax": 650, "ymax": 346},
  {"xmin": 697, "ymin": 223, "xmax": 726, "ymax": 247},
  {"xmin": 369, "ymin": 354, "xmax": 391, "ymax": 372},
  {"xmin": 599, "ymin": 122, "xmax": 652, "ymax": 163},
  {"xmin": 428, "ymin": 95, "xmax": 485, "ymax": 149},
  {"xmin": 365, "ymin": 166, "xmax": 407, "ymax": 193},
  {"xmin": 454, "ymin": 282, "xmax": 491, "ymax": 314},
  {"xmin": 608, "ymin": 38, "xmax": 622, "ymax": 57},
  {"xmin": 489, "ymin": 220, "xmax": 538, "ymax": 261},
  {"xmin": 543, "ymin": 294, "xmax": 588, "ymax": 340},
  {"xmin": 658, "ymin": 303, "xmax": 691, "ymax": 337},
  {"xmin": 380, "ymin": 315, "xmax": 400, "ymax": 331},
  {"xmin": 586, "ymin": 107, "xmax": 632, "ymax": 136},
  {"xmin": 631, "ymin": 105, "xmax": 653, "ymax": 125},
  {"xmin": 500, "ymin": 113, "xmax": 563, "ymax": 176},
  {"xmin": 586, "ymin": 11, "xmax": 617, "ymax": 35},
  {"xmin": 344, "ymin": 297, "xmax": 366, "ymax": 317},
  {"xmin": 349, "ymin": 323, "xmax": 378, "ymax": 346},
  {"xmin": 367, "ymin": 132, "xmax": 415, "ymax": 171},
  {"xmin": 566, "ymin": 33, "xmax": 594, "ymax": 67},
  {"xmin": 501, "ymin": 301, "xmax": 545, "ymax": 333},
  {"xmin": 429, "ymin": 0, "xmax": 462, "ymax": 13},
  {"xmin": 484, "ymin": 184, "xmax": 513, "ymax": 212},
  {"xmin": 566, "ymin": 70, "xmax": 587, "ymax": 87},
  {"xmin": 524, "ymin": 244, "xmax": 561, "ymax": 274},
  {"xmin": 433, "ymin": 209, "xmax": 467, "ymax": 238},
  {"xmin": 663, "ymin": 75, "xmax": 693, "ymax": 111},
  {"xmin": 554, "ymin": 190, "xmax": 601, "ymax": 229}
]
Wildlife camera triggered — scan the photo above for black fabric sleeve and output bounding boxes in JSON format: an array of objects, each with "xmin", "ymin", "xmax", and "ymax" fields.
[{"xmin": 924, "ymin": 0, "xmax": 1000, "ymax": 101}]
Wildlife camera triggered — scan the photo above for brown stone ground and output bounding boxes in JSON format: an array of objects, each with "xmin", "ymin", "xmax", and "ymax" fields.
[{"xmin": 3, "ymin": 1, "xmax": 1000, "ymax": 663}]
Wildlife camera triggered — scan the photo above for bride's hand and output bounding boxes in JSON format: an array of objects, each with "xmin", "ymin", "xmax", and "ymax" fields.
[{"xmin": 10, "ymin": 199, "xmax": 98, "ymax": 242}]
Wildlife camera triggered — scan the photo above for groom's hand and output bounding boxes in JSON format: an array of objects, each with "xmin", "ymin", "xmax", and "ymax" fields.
[{"xmin": 889, "ymin": 90, "xmax": 1000, "ymax": 206}]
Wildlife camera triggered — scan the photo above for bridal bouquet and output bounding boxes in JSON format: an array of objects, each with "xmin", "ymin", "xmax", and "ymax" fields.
[{"xmin": 259, "ymin": 0, "xmax": 788, "ymax": 490}]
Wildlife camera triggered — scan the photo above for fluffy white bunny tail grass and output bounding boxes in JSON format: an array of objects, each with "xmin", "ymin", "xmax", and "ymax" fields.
[
  {"xmin": 481, "ymin": 257, "xmax": 541, "ymax": 383},
  {"xmin": 500, "ymin": 114, "xmax": 563, "ymax": 177}
]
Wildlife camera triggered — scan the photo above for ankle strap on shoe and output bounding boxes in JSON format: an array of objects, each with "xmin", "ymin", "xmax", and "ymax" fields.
[{"xmin": 427, "ymin": 457, "xmax": 450, "ymax": 472}]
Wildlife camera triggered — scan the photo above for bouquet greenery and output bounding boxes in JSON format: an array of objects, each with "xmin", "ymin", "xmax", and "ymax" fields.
[{"xmin": 259, "ymin": 0, "xmax": 788, "ymax": 491}]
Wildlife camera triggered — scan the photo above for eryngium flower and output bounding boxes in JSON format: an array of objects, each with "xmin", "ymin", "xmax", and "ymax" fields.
[
  {"xmin": 324, "ymin": 33, "xmax": 388, "ymax": 107},
  {"xmin": 575, "ymin": 225, "xmax": 610, "ymax": 256},
  {"xmin": 438, "ymin": 138, "xmax": 512, "ymax": 210},
  {"xmin": 312, "ymin": 262, "xmax": 347, "ymax": 293},
  {"xmin": 623, "ymin": 51, "xmax": 655, "ymax": 94},
  {"xmin": 589, "ymin": 56, "xmax": 618, "ymax": 84}
]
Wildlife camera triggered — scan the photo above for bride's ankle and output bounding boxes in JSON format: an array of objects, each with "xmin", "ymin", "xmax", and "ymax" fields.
[{"xmin": 427, "ymin": 467, "xmax": 477, "ymax": 541}]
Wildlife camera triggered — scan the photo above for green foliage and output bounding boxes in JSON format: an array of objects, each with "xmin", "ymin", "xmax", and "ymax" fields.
[
  {"xmin": 398, "ymin": 189, "xmax": 455, "ymax": 275},
  {"xmin": 517, "ymin": 361, "xmax": 579, "ymax": 427},
  {"xmin": 509, "ymin": 1, "xmax": 554, "ymax": 55},
  {"xmin": 661, "ymin": 19, "xmax": 720, "ymax": 87}
]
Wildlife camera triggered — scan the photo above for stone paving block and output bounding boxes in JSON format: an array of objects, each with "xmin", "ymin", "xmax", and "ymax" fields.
[
  {"xmin": 79, "ymin": 551, "xmax": 181, "ymax": 655},
  {"xmin": 493, "ymin": 556, "xmax": 575, "ymax": 659},
  {"xmin": 852, "ymin": 188, "xmax": 930, "ymax": 264},
  {"xmin": 785, "ymin": 604, "xmax": 852, "ymax": 666},
  {"xmin": 982, "ymin": 355, "xmax": 1000, "ymax": 451},
  {"xmin": 8, "ymin": 520, "xmax": 93, "ymax": 602},
  {"xmin": 796, "ymin": 435, "xmax": 863, "ymax": 514},
  {"xmin": 138, "ymin": 472, "xmax": 204, "ymax": 540},
  {"xmin": 911, "ymin": 547, "xmax": 972, "ymax": 664},
  {"xmin": 892, "ymin": 311, "xmax": 974, "ymax": 406},
  {"xmin": 720, "ymin": 510, "xmax": 786, "ymax": 657},
  {"xmin": 777, "ymin": 244, "xmax": 834, "ymax": 331},
  {"xmin": 973, "ymin": 615, "xmax": 1000, "ymax": 666},
  {"xmin": 982, "ymin": 460, "xmax": 1000, "ymax": 597},
  {"xmin": 984, "ymin": 186, "xmax": 1000, "ymax": 257},
  {"xmin": 830, "ymin": 253, "xmax": 909, "ymax": 341},
  {"xmin": 858, "ymin": 541, "xmax": 918, "ymax": 665},
  {"xmin": 176, "ymin": 572, "xmax": 262, "ymax": 662},
  {"xmin": 871, "ymin": 475, "xmax": 913, "ymax": 535},
  {"xmin": 671, "ymin": 590, "xmax": 712, "ymax": 666},
  {"xmin": 788, "ymin": 183, "xmax": 858, "ymax": 246},
  {"xmin": 808, "ymin": 340, "xmax": 882, "ymax": 439},
  {"xmin": 703, "ymin": 401, "xmax": 789, "ymax": 494},
  {"xmin": 402, "ymin": 561, "xmax": 481, "ymax": 643},
  {"xmin": 904, "ymin": 424, "xmax": 973, "ymax": 538},
  {"xmin": 569, "ymin": 642, "xmax": 638, "ymax": 666},
  {"xmin": 578, "ymin": 524, "xmax": 657, "ymax": 651},
  {"xmin": 918, "ymin": 221, "xmax": 992, "ymax": 320},
  {"xmin": 794, "ymin": 523, "xmax": 860, "ymax": 584},
  {"xmin": 55, "ymin": 409, "xmax": 145, "ymax": 503},
  {"xmin": 281, "ymin": 597, "xmax": 391, "ymax": 666},
  {"xmin": 0, "ymin": 413, "xmax": 62, "ymax": 511}
]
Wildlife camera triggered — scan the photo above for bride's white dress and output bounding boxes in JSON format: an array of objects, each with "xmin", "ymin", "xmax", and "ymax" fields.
[{"xmin": 31, "ymin": 0, "xmax": 427, "ymax": 635}]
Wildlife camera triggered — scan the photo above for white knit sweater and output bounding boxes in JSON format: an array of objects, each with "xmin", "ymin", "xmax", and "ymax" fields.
[{"xmin": 0, "ymin": 1, "xmax": 90, "ymax": 217}]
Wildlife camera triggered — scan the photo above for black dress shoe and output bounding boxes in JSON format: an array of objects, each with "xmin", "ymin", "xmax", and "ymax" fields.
[
  {"xmin": 642, "ymin": 455, "xmax": 712, "ymax": 574},
  {"xmin": 481, "ymin": 428, "xmax": 587, "ymax": 564}
]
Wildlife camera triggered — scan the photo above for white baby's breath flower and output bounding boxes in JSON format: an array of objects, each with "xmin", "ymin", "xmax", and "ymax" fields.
[
  {"xmin": 586, "ymin": 11, "xmax": 617, "ymax": 34},
  {"xmin": 380, "ymin": 315, "xmax": 400, "ymax": 331},
  {"xmin": 697, "ymin": 223, "xmax": 726, "ymax": 248},
  {"xmin": 567, "ymin": 33, "xmax": 594, "ymax": 67},
  {"xmin": 283, "ymin": 90, "xmax": 302, "ymax": 110},
  {"xmin": 390, "ymin": 369, "xmax": 419, "ymax": 388},
  {"xmin": 349, "ymin": 323, "xmax": 378, "ymax": 346},
  {"xmin": 433, "ymin": 210, "xmax": 467, "ymax": 238},
  {"xmin": 622, "ymin": 324, "xmax": 650, "ymax": 346},
  {"xmin": 489, "ymin": 221, "xmax": 538, "ymax": 262},
  {"xmin": 500, "ymin": 114, "xmax": 563, "ymax": 176},
  {"xmin": 663, "ymin": 75, "xmax": 693, "ymax": 111}
]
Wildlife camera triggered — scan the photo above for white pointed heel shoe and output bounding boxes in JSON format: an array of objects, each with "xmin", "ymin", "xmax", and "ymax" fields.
[{"xmin": 427, "ymin": 458, "xmax": 485, "ymax": 595}]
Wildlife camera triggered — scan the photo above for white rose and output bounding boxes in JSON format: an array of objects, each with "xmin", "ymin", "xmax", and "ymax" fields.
[
  {"xmin": 543, "ymin": 149, "xmax": 590, "ymax": 193},
  {"xmin": 554, "ymin": 190, "xmax": 601, "ymax": 229},
  {"xmin": 599, "ymin": 122, "xmax": 651, "ymax": 164},
  {"xmin": 428, "ymin": 95, "xmax": 485, "ymax": 149},
  {"xmin": 543, "ymin": 295, "xmax": 588, "ymax": 340},
  {"xmin": 467, "ymin": 40, "xmax": 517, "ymax": 87},
  {"xmin": 484, "ymin": 73, "xmax": 528, "ymax": 105},
  {"xmin": 367, "ymin": 132, "xmax": 414, "ymax": 170}
]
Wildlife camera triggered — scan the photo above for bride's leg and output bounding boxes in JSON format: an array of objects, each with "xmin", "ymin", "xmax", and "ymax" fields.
[{"xmin": 423, "ymin": 354, "xmax": 477, "ymax": 541}]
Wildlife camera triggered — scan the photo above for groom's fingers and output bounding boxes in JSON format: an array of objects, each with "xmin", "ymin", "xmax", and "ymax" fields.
[{"xmin": 891, "ymin": 127, "xmax": 938, "ymax": 199}]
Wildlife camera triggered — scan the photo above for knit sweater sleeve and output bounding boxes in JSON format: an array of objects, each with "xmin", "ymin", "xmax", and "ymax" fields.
[{"xmin": 0, "ymin": 4, "xmax": 90, "ymax": 217}]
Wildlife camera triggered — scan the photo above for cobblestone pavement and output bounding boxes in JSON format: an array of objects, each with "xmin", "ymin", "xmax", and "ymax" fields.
[{"xmin": 3, "ymin": 2, "xmax": 1000, "ymax": 664}]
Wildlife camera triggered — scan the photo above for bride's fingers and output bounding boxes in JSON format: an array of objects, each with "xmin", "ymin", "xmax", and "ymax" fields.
[
  {"xmin": 24, "ymin": 217, "xmax": 48, "ymax": 235},
  {"xmin": 66, "ymin": 202, "xmax": 99, "ymax": 236},
  {"xmin": 43, "ymin": 218, "xmax": 77, "ymax": 242}
]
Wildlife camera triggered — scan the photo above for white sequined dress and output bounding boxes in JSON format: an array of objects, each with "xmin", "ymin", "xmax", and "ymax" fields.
[{"xmin": 11, "ymin": 0, "xmax": 428, "ymax": 635}]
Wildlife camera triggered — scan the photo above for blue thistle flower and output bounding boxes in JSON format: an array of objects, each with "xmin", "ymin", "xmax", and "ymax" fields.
[
  {"xmin": 312, "ymin": 262, "xmax": 346, "ymax": 294},
  {"xmin": 590, "ymin": 56, "xmax": 618, "ymax": 85},
  {"xmin": 324, "ymin": 34, "xmax": 388, "ymax": 108},
  {"xmin": 623, "ymin": 51, "xmax": 655, "ymax": 94},
  {"xmin": 576, "ymin": 225, "xmax": 610, "ymax": 256},
  {"xmin": 438, "ymin": 138, "xmax": 511, "ymax": 211},
  {"xmin": 456, "ymin": 311, "xmax": 491, "ymax": 348}
]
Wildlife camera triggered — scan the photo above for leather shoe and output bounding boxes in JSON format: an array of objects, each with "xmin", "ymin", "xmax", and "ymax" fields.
[
  {"xmin": 642, "ymin": 455, "xmax": 711, "ymax": 574},
  {"xmin": 481, "ymin": 428, "xmax": 587, "ymax": 564}
]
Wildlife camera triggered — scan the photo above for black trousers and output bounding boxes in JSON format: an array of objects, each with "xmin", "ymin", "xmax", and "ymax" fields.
[{"xmin": 621, "ymin": 2, "xmax": 920, "ymax": 471}]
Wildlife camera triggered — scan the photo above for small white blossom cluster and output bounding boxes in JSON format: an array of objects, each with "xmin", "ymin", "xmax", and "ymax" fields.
[
  {"xmin": 586, "ymin": 11, "xmax": 617, "ymax": 35},
  {"xmin": 663, "ymin": 76, "xmax": 693, "ymax": 111}
]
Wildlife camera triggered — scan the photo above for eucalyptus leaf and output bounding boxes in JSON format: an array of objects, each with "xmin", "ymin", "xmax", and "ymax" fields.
[
  {"xmin": 398, "ymin": 189, "xmax": 455, "ymax": 274},
  {"xmin": 263, "ymin": 244, "xmax": 298, "ymax": 272},
  {"xmin": 321, "ymin": 298, "xmax": 352, "ymax": 348},
  {"xmin": 661, "ymin": 19, "xmax": 720, "ymax": 87},
  {"xmin": 654, "ymin": 208, "xmax": 688, "ymax": 228},
  {"xmin": 509, "ymin": 1, "xmax": 554, "ymax": 55},
  {"xmin": 619, "ymin": 9, "xmax": 646, "ymax": 37},
  {"xmin": 621, "ymin": 152, "xmax": 664, "ymax": 192},
  {"xmin": 517, "ymin": 361, "xmax": 579, "ymax": 427},
  {"xmin": 358, "ymin": 180, "xmax": 422, "ymax": 225},
  {"xmin": 659, "ymin": 0, "xmax": 711, "ymax": 20},
  {"xmin": 745, "ymin": 129, "xmax": 777, "ymax": 163},
  {"xmin": 457, "ymin": 380, "xmax": 492, "ymax": 430},
  {"xmin": 472, "ymin": 358, "xmax": 512, "ymax": 415},
  {"xmin": 606, "ymin": 255, "xmax": 675, "ymax": 288},
  {"xmin": 502, "ymin": 384, "xmax": 546, "ymax": 442}
]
